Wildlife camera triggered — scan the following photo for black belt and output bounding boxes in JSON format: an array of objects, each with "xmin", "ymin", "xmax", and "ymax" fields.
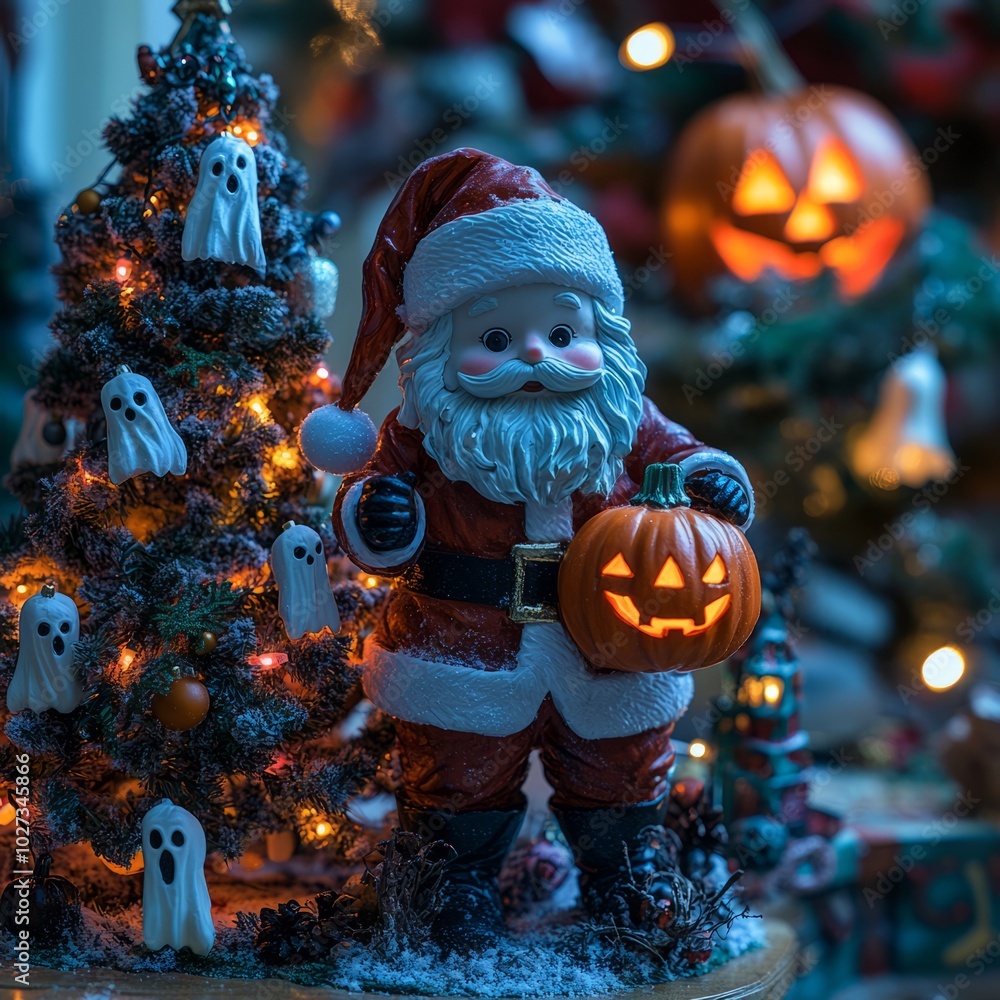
[{"xmin": 400, "ymin": 543, "xmax": 566, "ymax": 623}]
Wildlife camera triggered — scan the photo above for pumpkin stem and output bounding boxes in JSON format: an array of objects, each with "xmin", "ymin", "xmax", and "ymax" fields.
[
  {"xmin": 711, "ymin": 0, "xmax": 805, "ymax": 96},
  {"xmin": 631, "ymin": 463, "xmax": 691, "ymax": 510}
]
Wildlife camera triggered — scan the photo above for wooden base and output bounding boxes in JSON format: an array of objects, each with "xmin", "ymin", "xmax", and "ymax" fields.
[{"xmin": 15, "ymin": 920, "xmax": 796, "ymax": 1000}]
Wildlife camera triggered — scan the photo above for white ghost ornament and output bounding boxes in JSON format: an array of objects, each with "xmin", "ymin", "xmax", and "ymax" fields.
[
  {"xmin": 269, "ymin": 520, "xmax": 341, "ymax": 639},
  {"xmin": 7, "ymin": 585, "xmax": 82, "ymax": 714},
  {"xmin": 10, "ymin": 389, "xmax": 76, "ymax": 469},
  {"xmin": 182, "ymin": 132, "xmax": 266, "ymax": 275},
  {"xmin": 142, "ymin": 799, "xmax": 214, "ymax": 957},
  {"xmin": 101, "ymin": 366, "xmax": 187, "ymax": 485}
]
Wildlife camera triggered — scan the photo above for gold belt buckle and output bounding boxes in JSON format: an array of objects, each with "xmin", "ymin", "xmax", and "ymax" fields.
[{"xmin": 509, "ymin": 542, "xmax": 566, "ymax": 624}]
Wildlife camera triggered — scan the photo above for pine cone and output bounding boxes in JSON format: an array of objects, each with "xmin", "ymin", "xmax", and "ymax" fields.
[
  {"xmin": 256, "ymin": 900, "xmax": 319, "ymax": 965},
  {"xmin": 665, "ymin": 780, "xmax": 729, "ymax": 855}
]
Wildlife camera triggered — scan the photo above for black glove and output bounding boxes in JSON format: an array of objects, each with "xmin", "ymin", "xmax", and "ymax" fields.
[
  {"xmin": 684, "ymin": 471, "xmax": 751, "ymax": 526},
  {"xmin": 356, "ymin": 473, "xmax": 419, "ymax": 552}
]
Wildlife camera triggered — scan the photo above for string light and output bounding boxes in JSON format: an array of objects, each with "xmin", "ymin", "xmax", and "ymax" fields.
[
  {"xmin": 0, "ymin": 802, "xmax": 15, "ymax": 825},
  {"xmin": 15, "ymin": 585, "xmax": 27, "ymax": 595},
  {"xmin": 271, "ymin": 447, "xmax": 298, "ymax": 470},
  {"xmin": 114, "ymin": 256, "xmax": 133, "ymax": 283},
  {"xmin": 227, "ymin": 119, "xmax": 264, "ymax": 147},
  {"xmin": 620, "ymin": 23, "xmax": 675, "ymax": 71},
  {"xmin": 120, "ymin": 648, "xmax": 137, "ymax": 671},
  {"xmin": 363, "ymin": 575, "xmax": 379, "ymax": 589},
  {"xmin": 688, "ymin": 740, "xmax": 708, "ymax": 759},
  {"xmin": 316, "ymin": 366, "xmax": 329, "ymax": 380},
  {"xmin": 314, "ymin": 821, "xmax": 332, "ymax": 837},
  {"xmin": 246, "ymin": 395, "xmax": 271, "ymax": 421},
  {"xmin": 922, "ymin": 646, "xmax": 965, "ymax": 691},
  {"xmin": 249, "ymin": 652, "xmax": 289, "ymax": 670}
]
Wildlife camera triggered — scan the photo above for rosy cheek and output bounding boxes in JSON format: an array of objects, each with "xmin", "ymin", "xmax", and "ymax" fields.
[
  {"xmin": 562, "ymin": 343, "xmax": 603, "ymax": 371},
  {"xmin": 457, "ymin": 351, "xmax": 506, "ymax": 377}
]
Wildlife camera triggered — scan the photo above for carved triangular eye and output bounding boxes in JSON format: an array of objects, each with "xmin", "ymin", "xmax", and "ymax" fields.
[
  {"xmin": 732, "ymin": 151, "xmax": 796, "ymax": 215},
  {"xmin": 807, "ymin": 138, "xmax": 863, "ymax": 203},
  {"xmin": 702, "ymin": 554, "xmax": 727, "ymax": 584},
  {"xmin": 654, "ymin": 556, "xmax": 685, "ymax": 588},
  {"xmin": 601, "ymin": 553, "xmax": 634, "ymax": 578}
]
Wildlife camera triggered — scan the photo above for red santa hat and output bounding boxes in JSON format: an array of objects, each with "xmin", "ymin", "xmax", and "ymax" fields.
[{"xmin": 299, "ymin": 148, "xmax": 624, "ymax": 474}]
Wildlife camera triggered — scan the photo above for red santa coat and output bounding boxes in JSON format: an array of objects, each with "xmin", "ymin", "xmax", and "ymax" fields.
[{"xmin": 334, "ymin": 396, "xmax": 752, "ymax": 740}]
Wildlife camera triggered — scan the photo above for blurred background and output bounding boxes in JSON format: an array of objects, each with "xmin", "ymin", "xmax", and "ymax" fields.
[{"xmin": 2, "ymin": 0, "xmax": 1000, "ymax": 996}]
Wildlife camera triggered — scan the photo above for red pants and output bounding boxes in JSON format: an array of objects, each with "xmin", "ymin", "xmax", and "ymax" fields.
[{"xmin": 395, "ymin": 696, "xmax": 675, "ymax": 812}]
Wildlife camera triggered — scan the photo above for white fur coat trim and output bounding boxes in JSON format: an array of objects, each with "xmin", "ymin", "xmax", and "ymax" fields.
[{"xmin": 362, "ymin": 622, "xmax": 694, "ymax": 740}]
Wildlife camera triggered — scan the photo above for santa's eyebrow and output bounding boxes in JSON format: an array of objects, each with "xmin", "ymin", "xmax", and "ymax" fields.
[
  {"xmin": 468, "ymin": 297, "xmax": 498, "ymax": 317},
  {"xmin": 553, "ymin": 292, "xmax": 582, "ymax": 309}
]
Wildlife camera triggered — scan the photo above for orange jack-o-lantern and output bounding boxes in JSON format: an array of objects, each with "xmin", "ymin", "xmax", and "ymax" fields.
[
  {"xmin": 559, "ymin": 464, "xmax": 761, "ymax": 673},
  {"xmin": 663, "ymin": 9, "xmax": 929, "ymax": 309}
]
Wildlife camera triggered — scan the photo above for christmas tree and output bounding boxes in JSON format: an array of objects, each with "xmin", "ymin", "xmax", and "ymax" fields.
[{"xmin": 0, "ymin": 0, "xmax": 381, "ymax": 917}]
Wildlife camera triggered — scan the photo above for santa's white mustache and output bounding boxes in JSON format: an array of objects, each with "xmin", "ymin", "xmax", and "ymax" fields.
[{"xmin": 456, "ymin": 358, "xmax": 604, "ymax": 398}]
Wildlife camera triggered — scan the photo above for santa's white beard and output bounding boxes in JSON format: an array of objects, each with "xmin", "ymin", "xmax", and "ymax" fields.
[{"xmin": 396, "ymin": 305, "xmax": 646, "ymax": 506}]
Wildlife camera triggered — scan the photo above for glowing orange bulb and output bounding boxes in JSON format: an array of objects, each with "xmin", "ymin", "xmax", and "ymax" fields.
[
  {"xmin": 315, "ymin": 821, "xmax": 331, "ymax": 837},
  {"xmin": 232, "ymin": 125, "xmax": 243, "ymax": 136},
  {"xmin": 120, "ymin": 648, "xmax": 137, "ymax": 670},
  {"xmin": 246, "ymin": 130, "xmax": 259, "ymax": 143},
  {"xmin": 115, "ymin": 257, "xmax": 132, "ymax": 282},
  {"xmin": 316, "ymin": 366, "xmax": 330, "ymax": 380},
  {"xmin": 0, "ymin": 803, "xmax": 15, "ymax": 825},
  {"xmin": 249, "ymin": 652, "xmax": 288, "ymax": 670},
  {"xmin": 16, "ymin": 585, "xmax": 27, "ymax": 595}
]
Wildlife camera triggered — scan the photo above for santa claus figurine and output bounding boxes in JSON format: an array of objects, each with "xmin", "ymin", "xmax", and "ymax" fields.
[{"xmin": 317, "ymin": 149, "xmax": 754, "ymax": 950}]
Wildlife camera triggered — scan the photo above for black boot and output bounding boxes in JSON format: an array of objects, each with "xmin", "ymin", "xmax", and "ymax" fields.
[
  {"xmin": 553, "ymin": 794, "xmax": 668, "ymax": 917},
  {"xmin": 396, "ymin": 799, "xmax": 524, "ymax": 953}
]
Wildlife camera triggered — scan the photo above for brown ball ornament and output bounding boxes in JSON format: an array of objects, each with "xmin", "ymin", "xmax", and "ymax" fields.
[
  {"xmin": 75, "ymin": 189, "xmax": 102, "ymax": 216},
  {"xmin": 191, "ymin": 630, "xmax": 218, "ymax": 656},
  {"xmin": 152, "ymin": 676, "xmax": 210, "ymax": 731}
]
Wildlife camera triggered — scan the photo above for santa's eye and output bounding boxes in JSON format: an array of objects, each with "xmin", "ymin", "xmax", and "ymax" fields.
[
  {"xmin": 59, "ymin": 621, "xmax": 71, "ymax": 634},
  {"xmin": 212, "ymin": 161, "xmax": 224, "ymax": 176},
  {"xmin": 171, "ymin": 830, "xmax": 185, "ymax": 847},
  {"xmin": 315, "ymin": 542, "xmax": 322, "ymax": 554},
  {"xmin": 110, "ymin": 397, "xmax": 122, "ymax": 411},
  {"xmin": 149, "ymin": 829, "xmax": 163, "ymax": 849},
  {"xmin": 37, "ymin": 622, "xmax": 51, "ymax": 636},
  {"xmin": 549, "ymin": 324, "xmax": 574, "ymax": 348},
  {"xmin": 237, "ymin": 156, "xmax": 247, "ymax": 169},
  {"xmin": 133, "ymin": 392, "xmax": 147, "ymax": 406},
  {"xmin": 227, "ymin": 175, "xmax": 239, "ymax": 194},
  {"xmin": 482, "ymin": 329, "xmax": 510, "ymax": 353},
  {"xmin": 293, "ymin": 545, "xmax": 306, "ymax": 559}
]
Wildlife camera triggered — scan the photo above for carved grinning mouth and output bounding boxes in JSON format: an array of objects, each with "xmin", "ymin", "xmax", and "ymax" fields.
[
  {"xmin": 603, "ymin": 592, "xmax": 731, "ymax": 638},
  {"xmin": 709, "ymin": 218, "xmax": 906, "ymax": 298}
]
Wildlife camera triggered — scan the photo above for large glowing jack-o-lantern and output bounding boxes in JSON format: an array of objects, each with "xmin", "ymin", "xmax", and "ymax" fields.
[
  {"xmin": 664, "ymin": 84, "xmax": 930, "ymax": 309},
  {"xmin": 558, "ymin": 464, "xmax": 761, "ymax": 673}
]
